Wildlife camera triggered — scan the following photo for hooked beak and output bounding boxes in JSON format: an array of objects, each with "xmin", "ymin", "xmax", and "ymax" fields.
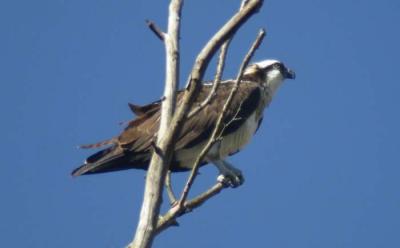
[{"xmin": 285, "ymin": 68, "xmax": 296, "ymax": 80}]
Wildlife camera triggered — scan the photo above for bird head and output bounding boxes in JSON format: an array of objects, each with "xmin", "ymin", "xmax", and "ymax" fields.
[{"xmin": 243, "ymin": 59, "xmax": 295, "ymax": 95}]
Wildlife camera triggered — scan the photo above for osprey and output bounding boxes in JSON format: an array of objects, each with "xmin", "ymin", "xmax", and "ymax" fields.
[{"xmin": 72, "ymin": 59, "xmax": 295, "ymax": 187}]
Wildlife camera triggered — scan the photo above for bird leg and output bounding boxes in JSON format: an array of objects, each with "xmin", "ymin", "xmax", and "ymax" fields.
[{"xmin": 210, "ymin": 159, "xmax": 244, "ymax": 188}]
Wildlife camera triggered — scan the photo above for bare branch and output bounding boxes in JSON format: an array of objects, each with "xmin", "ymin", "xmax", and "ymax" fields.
[
  {"xmin": 129, "ymin": 1, "xmax": 183, "ymax": 248},
  {"xmin": 187, "ymin": 41, "xmax": 231, "ymax": 118},
  {"xmin": 145, "ymin": 19, "xmax": 166, "ymax": 41},
  {"xmin": 165, "ymin": 171, "xmax": 177, "ymax": 205},
  {"xmin": 185, "ymin": 182, "xmax": 226, "ymax": 209},
  {"xmin": 186, "ymin": 0, "xmax": 256, "ymax": 119},
  {"xmin": 160, "ymin": 0, "xmax": 264, "ymax": 184},
  {"xmin": 129, "ymin": 1, "xmax": 263, "ymax": 247},
  {"xmin": 156, "ymin": 182, "xmax": 226, "ymax": 234},
  {"xmin": 153, "ymin": 29, "xmax": 266, "ymax": 235},
  {"xmin": 178, "ymin": 29, "xmax": 266, "ymax": 207}
]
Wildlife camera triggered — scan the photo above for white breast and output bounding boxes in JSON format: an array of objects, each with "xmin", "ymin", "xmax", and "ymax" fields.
[
  {"xmin": 266, "ymin": 69, "xmax": 284, "ymax": 96},
  {"xmin": 175, "ymin": 113, "xmax": 261, "ymax": 169},
  {"xmin": 217, "ymin": 112, "xmax": 260, "ymax": 158}
]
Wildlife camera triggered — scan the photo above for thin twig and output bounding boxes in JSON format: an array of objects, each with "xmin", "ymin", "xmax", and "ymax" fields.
[
  {"xmin": 187, "ymin": 41, "xmax": 231, "ymax": 118},
  {"xmin": 185, "ymin": 182, "xmax": 226, "ymax": 209},
  {"xmin": 186, "ymin": 0, "xmax": 253, "ymax": 119},
  {"xmin": 165, "ymin": 171, "xmax": 177, "ymax": 205},
  {"xmin": 156, "ymin": 182, "xmax": 226, "ymax": 234},
  {"xmin": 146, "ymin": 19, "xmax": 166, "ymax": 41}
]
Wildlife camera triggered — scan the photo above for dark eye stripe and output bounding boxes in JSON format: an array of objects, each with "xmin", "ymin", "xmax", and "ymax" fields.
[
  {"xmin": 274, "ymin": 63, "xmax": 283, "ymax": 70},
  {"xmin": 264, "ymin": 62, "xmax": 284, "ymax": 72}
]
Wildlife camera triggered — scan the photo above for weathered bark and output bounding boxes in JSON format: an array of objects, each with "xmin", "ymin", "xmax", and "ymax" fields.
[{"xmin": 128, "ymin": 1, "xmax": 183, "ymax": 247}]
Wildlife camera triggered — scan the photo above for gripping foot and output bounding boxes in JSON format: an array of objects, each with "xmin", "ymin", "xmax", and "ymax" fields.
[{"xmin": 213, "ymin": 159, "xmax": 244, "ymax": 188}]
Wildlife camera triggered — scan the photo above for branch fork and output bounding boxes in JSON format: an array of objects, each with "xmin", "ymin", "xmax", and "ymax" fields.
[
  {"xmin": 129, "ymin": 1, "xmax": 265, "ymax": 247},
  {"xmin": 156, "ymin": 28, "xmax": 266, "ymax": 234}
]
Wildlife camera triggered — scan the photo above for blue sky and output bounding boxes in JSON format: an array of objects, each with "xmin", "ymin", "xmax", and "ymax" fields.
[{"xmin": 1, "ymin": 0, "xmax": 400, "ymax": 247}]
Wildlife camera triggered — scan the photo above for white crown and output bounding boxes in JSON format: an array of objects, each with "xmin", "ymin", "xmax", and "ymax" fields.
[{"xmin": 253, "ymin": 59, "xmax": 280, "ymax": 68}]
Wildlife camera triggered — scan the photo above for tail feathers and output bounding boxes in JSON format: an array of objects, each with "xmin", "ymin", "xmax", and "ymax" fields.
[
  {"xmin": 72, "ymin": 146, "xmax": 150, "ymax": 177},
  {"xmin": 72, "ymin": 146, "xmax": 126, "ymax": 177},
  {"xmin": 85, "ymin": 146, "xmax": 116, "ymax": 163},
  {"xmin": 79, "ymin": 138, "xmax": 116, "ymax": 149},
  {"xmin": 128, "ymin": 102, "xmax": 160, "ymax": 116},
  {"xmin": 71, "ymin": 163, "xmax": 97, "ymax": 177},
  {"xmin": 128, "ymin": 103, "xmax": 146, "ymax": 116}
]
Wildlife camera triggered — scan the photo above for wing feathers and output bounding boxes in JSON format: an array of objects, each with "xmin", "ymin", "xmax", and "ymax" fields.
[
  {"xmin": 73, "ymin": 81, "xmax": 263, "ymax": 175},
  {"xmin": 128, "ymin": 101, "xmax": 161, "ymax": 116},
  {"xmin": 72, "ymin": 146, "xmax": 135, "ymax": 176},
  {"xmin": 79, "ymin": 138, "xmax": 116, "ymax": 149}
]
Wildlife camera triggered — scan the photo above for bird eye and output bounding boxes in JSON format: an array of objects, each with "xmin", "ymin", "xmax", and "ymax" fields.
[{"xmin": 273, "ymin": 63, "xmax": 282, "ymax": 71}]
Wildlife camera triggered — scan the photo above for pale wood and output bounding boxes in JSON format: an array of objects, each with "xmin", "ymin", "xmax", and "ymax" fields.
[{"xmin": 128, "ymin": 1, "xmax": 183, "ymax": 247}]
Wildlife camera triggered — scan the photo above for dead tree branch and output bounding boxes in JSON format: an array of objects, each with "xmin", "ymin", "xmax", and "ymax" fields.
[
  {"xmin": 156, "ymin": 182, "xmax": 226, "ymax": 234},
  {"xmin": 188, "ymin": 0, "xmax": 250, "ymax": 119},
  {"xmin": 179, "ymin": 28, "xmax": 266, "ymax": 206},
  {"xmin": 165, "ymin": 171, "xmax": 177, "ymax": 205},
  {"xmin": 154, "ymin": 29, "xmax": 266, "ymax": 233},
  {"xmin": 187, "ymin": 41, "xmax": 230, "ymax": 118},
  {"xmin": 129, "ymin": 1, "xmax": 183, "ymax": 248},
  {"xmin": 145, "ymin": 20, "xmax": 166, "ymax": 41},
  {"xmin": 129, "ymin": 0, "xmax": 263, "ymax": 247}
]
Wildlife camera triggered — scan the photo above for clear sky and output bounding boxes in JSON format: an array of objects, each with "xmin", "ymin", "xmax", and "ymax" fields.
[{"xmin": 1, "ymin": 0, "xmax": 399, "ymax": 247}]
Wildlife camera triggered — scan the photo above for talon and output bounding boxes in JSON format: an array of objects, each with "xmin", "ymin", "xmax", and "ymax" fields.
[
  {"xmin": 211, "ymin": 159, "xmax": 244, "ymax": 188},
  {"xmin": 217, "ymin": 175, "xmax": 233, "ymax": 187},
  {"xmin": 217, "ymin": 172, "xmax": 244, "ymax": 188}
]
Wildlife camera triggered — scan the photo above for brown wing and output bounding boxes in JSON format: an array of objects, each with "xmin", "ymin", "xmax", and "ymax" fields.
[
  {"xmin": 118, "ymin": 81, "xmax": 262, "ymax": 153},
  {"xmin": 175, "ymin": 82, "xmax": 262, "ymax": 149},
  {"xmin": 128, "ymin": 101, "xmax": 161, "ymax": 116}
]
